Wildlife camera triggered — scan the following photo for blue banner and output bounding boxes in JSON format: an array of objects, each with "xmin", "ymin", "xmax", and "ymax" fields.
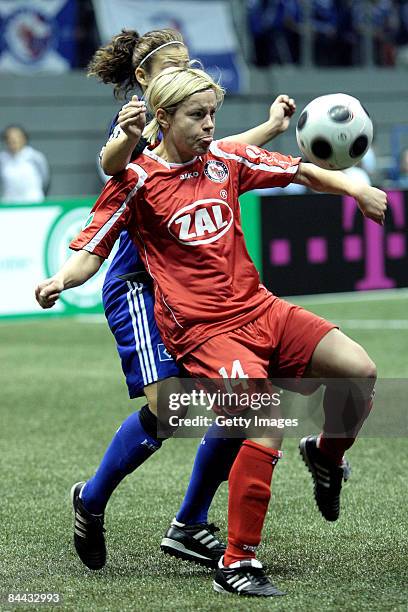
[{"xmin": 0, "ymin": 0, "xmax": 77, "ymax": 73}]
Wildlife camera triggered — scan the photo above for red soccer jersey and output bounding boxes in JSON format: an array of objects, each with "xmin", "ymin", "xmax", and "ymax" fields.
[{"xmin": 70, "ymin": 140, "xmax": 300, "ymax": 359}]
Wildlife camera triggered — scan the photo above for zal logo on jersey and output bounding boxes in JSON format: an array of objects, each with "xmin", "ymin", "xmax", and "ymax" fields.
[{"xmin": 168, "ymin": 198, "xmax": 233, "ymax": 245}]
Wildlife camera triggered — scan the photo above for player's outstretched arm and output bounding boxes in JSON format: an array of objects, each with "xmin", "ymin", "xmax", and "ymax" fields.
[
  {"xmin": 293, "ymin": 162, "xmax": 387, "ymax": 225},
  {"xmin": 101, "ymin": 96, "xmax": 147, "ymax": 175},
  {"xmin": 35, "ymin": 251, "xmax": 104, "ymax": 309},
  {"xmin": 223, "ymin": 94, "xmax": 295, "ymax": 147}
]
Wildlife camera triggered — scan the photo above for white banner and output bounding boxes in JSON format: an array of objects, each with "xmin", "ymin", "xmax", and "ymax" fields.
[
  {"xmin": 0, "ymin": 201, "xmax": 116, "ymax": 317},
  {"xmin": 92, "ymin": 0, "xmax": 246, "ymax": 92}
]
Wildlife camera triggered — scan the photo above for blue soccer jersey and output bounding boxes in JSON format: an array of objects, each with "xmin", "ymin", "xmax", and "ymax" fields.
[{"xmin": 101, "ymin": 120, "xmax": 179, "ymax": 398}]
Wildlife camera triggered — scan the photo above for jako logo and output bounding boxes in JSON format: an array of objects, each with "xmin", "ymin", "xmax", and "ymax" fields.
[
  {"xmin": 180, "ymin": 171, "xmax": 199, "ymax": 180},
  {"xmin": 167, "ymin": 199, "xmax": 233, "ymax": 245}
]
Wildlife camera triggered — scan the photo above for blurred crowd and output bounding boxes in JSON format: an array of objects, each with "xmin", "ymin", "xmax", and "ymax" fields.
[
  {"xmin": 64, "ymin": 0, "xmax": 408, "ymax": 70},
  {"xmin": 247, "ymin": 0, "xmax": 408, "ymax": 67},
  {"xmin": 2, "ymin": 0, "xmax": 408, "ymax": 202}
]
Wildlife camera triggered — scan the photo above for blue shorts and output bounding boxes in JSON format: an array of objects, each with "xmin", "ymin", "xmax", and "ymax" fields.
[{"xmin": 103, "ymin": 277, "xmax": 180, "ymax": 398}]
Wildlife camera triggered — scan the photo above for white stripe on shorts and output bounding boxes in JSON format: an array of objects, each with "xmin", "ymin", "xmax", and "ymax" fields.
[
  {"xmin": 126, "ymin": 282, "xmax": 158, "ymax": 387},
  {"xmin": 131, "ymin": 281, "xmax": 158, "ymax": 383},
  {"xmin": 126, "ymin": 282, "xmax": 148, "ymax": 386}
]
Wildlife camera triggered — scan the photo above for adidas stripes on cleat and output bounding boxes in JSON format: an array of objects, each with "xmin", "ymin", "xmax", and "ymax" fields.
[
  {"xmin": 342, "ymin": 456, "xmax": 352, "ymax": 481},
  {"xmin": 70, "ymin": 482, "xmax": 106, "ymax": 570},
  {"xmin": 299, "ymin": 436, "xmax": 344, "ymax": 522},
  {"xmin": 213, "ymin": 557, "xmax": 286, "ymax": 597},
  {"xmin": 160, "ymin": 519, "xmax": 226, "ymax": 568}
]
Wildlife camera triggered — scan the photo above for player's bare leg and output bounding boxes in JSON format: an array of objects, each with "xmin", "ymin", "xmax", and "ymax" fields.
[{"xmin": 300, "ymin": 328, "xmax": 376, "ymax": 520}]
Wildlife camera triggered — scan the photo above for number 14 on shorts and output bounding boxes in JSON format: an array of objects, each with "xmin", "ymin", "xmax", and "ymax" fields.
[{"xmin": 219, "ymin": 359, "xmax": 249, "ymax": 394}]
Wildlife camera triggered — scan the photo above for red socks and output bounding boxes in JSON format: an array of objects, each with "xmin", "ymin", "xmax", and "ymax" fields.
[
  {"xmin": 318, "ymin": 434, "xmax": 353, "ymax": 465},
  {"xmin": 223, "ymin": 440, "xmax": 281, "ymax": 567}
]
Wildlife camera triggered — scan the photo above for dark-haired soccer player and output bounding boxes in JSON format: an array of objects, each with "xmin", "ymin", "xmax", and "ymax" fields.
[{"xmin": 63, "ymin": 27, "xmax": 299, "ymax": 572}]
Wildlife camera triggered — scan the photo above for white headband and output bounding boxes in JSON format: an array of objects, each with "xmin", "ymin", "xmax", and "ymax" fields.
[{"xmin": 137, "ymin": 41, "xmax": 185, "ymax": 70}]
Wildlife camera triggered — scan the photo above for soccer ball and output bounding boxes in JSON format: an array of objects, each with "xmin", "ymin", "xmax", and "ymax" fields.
[{"xmin": 296, "ymin": 93, "xmax": 373, "ymax": 170}]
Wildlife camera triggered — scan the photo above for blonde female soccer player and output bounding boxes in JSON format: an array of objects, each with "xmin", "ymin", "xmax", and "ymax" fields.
[{"xmin": 36, "ymin": 66, "xmax": 386, "ymax": 597}]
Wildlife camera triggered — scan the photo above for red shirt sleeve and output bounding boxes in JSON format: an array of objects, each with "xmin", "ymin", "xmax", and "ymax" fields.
[
  {"xmin": 212, "ymin": 140, "xmax": 301, "ymax": 194},
  {"xmin": 69, "ymin": 168, "xmax": 141, "ymax": 259}
]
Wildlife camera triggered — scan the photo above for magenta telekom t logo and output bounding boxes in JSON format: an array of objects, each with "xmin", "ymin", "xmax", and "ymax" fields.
[{"xmin": 343, "ymin": 190, "xmax": 406, "ymax": 290}]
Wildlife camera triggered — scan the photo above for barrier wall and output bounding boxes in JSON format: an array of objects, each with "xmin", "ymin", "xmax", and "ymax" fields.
[
  {"xmin": 261, "ymin": 190, "xmax": 408, "ymax": 295},
  {"xmin": 0, "ymin": 198, "xmax": 115, "ymax": 318},
  {"xmin": 3, "ymin": 68, "xmax": 408, "ymax": 198},
  {"xmin": 0, "ymin": 194, "xmax": 262, "ymax": 319},
  {"xmin": 1, "ymin": 190, "xmax": 406, "ymax": 318}
]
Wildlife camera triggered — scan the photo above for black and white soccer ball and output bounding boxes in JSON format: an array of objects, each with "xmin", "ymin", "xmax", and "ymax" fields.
[{"xmin": 296, "ymin": 93, "xmax": 373, "ymax": 170}]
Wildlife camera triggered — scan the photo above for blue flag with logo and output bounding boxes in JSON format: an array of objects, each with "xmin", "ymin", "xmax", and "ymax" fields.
[{"xmin": 0, "ymin": 0, "xmax": 77, "ymax": 73}]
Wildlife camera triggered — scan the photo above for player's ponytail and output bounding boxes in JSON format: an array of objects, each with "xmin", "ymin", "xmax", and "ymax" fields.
[
  {"xmin": 87, "ymin": 29, "xmax": 140, "ymax": 99},
  {"xmin": 88, "ymin": 28, "xmax": 186, "ymax": 100},
  {"xmin": 143, "ymin": 117, "xmax": 161, "ymax": 145}
]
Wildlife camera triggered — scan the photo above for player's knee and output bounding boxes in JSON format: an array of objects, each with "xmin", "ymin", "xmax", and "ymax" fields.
[
  {"xmin": 144, "ymin": 382, "xmax": 159, "ymax": 415},
  {"xmin": 354, "ymin": 350, "xmax": 377, "ymax": 381},
  {"xmin": 343, "ymin": 338, "xmax": 377, "ymax": 381},
  {"xmin": 145, "ymin": 377, "xmax": 188, "ymax": 418},
  {"xmin": 365, "ymin": 357, "xmax": 377, "ymax": 381},
  {"xmin": 140, "ymin": 403, "xmax": 180, "ymax": 440}
]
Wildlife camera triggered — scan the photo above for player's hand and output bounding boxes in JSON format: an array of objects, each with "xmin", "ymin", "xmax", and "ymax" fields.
[
  {"xmin": 35, "ymin": 277, "xmax": 64, "ymax": 309},
  {"xmin": 269, "ymin": 94, "xmax": 296, "ymax": 134},
  {"xmin": 355, "ymin": 185, "xmax": 387, "ymax": 225},
  {"xmin": 117, "ymin": 96, "xmax": 147, "ymax": 141}
]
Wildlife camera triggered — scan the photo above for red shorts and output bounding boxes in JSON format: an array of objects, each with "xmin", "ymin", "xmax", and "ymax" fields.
[{"xmin": 182, "ymin": 297, "xmax": 336, "ymax": 381}]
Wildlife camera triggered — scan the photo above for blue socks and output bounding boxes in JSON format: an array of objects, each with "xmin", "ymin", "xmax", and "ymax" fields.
[
  {"xmin": 176, "ymin": 423, "xmax": 243, "ymax": 525},
  {"xmin": 80, "ymin": 409, "xmax": 242, "ymax": 523},
  {"xmin": 80, "ymin": 407, "xmax": 161, "ymax": 514}
]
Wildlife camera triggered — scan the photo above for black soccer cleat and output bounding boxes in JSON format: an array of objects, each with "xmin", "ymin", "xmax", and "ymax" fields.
[
  {"xmin": 160, "ymin": 519, "xmax": 226, "ymax": 568},
  {"xmin": 70, "ymin": 482, "xmax": 106, "ymax": 570},
  {"xmin": 299, "ymin": 435, "xmax": 344, "ymax": 522},
  {"xmin": 213, "ymin": 557, "xmax": 286, "ymax": 597}
]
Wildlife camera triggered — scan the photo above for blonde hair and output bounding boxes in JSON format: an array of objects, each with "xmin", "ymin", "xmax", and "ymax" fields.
[{"xmin": 143, "ymin": 67, "xmax": 225, "ymax": 144}]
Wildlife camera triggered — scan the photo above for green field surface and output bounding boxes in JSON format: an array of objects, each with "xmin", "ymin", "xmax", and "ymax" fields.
[{"xmin": 1, "ymin": 292, "xmax": 408, "ymax": 611}]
